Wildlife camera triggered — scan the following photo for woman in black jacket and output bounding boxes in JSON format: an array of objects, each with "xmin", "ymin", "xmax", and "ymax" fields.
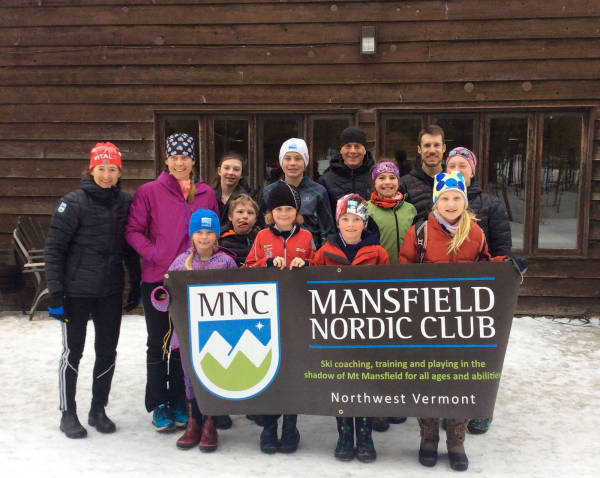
[
  {"xmin": 446, "ymin": 147, "xmax": 512, "ymax": 256},
  {"xmin": 44, "ymin": 142, "xmax": 140, "ymax": 439},
  {"xmin": 445, "ymin": 146, "xmax": 512, "ymax": 436}
]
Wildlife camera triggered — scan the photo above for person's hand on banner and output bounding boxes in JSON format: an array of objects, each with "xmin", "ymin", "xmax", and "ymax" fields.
[
  {"xmin": 272, "ymin": 256, "xmax": 286, "ymax": 270},
  {"xmin": 288, "ymin": 257, "xmax": 306, "ymax": 269}
]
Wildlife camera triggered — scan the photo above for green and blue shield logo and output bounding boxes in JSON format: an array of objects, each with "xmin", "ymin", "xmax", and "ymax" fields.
[{"xmin": 188, "ymin": 282, "xmax": 280, "ymax": 400}]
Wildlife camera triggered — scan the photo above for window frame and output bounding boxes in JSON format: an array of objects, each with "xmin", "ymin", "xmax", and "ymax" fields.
[
  {"xmin": 378, "ymin": 108, "xmax": 593, "ymax": 257},
  {"xmin": 156, "ymin": 110, "xmax": 358, "ymax": 190}
]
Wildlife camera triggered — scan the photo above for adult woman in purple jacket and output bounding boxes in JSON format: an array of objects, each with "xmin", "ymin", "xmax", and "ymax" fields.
[{"xmin": 125, "ymin": 133, "xmax": 219, "ymax": 431}]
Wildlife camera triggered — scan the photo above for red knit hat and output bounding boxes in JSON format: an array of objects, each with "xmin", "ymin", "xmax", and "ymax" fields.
[{"xmin": 89, "ymin": 142, "xmax": 122, "ymax": 170}]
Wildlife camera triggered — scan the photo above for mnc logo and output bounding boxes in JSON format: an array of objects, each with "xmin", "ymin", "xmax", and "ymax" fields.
[{"xmin": 187, "ymin": 282, "xmax": 280, "ymax": 400}]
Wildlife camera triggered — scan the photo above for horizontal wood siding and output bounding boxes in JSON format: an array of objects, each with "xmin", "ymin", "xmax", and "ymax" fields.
[{"xmin": 1, "ymin": 0, "xmax": 599, "ymax": 316}]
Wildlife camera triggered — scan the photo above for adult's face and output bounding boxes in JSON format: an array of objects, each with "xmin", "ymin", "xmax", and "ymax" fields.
[
  {"xmin": 90, "ymin": 164, "xmax": 121, "ymax": 189},
  {"xmin": 417, "ymin": 134, "xmax": 446, "ymax": 169},
  {"xmin": 446, "ymin": 155, "xmax": 473, "ymax": 187},
  {"xmin": 218, "ymin": 158, "xmax": 243, "ymax": 188},
  {"xmin": 166, "ymin": 154, "xmax": 194, "ymax": 181},
  {"xmin": 340, "ymin": 143, "xmax": 366, "ymax": 169},
  {"xmin": 281, "ymin": 152, "xmax": 306, "ymax": 181}
]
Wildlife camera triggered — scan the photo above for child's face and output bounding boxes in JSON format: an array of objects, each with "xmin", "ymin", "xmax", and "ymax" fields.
[
  {"xmin": 281, "ymin": 152, "xmax": 306, "ymax": 181},
  {"xmin": 218, "ymin": 158, "xmax": 243, "ymax": 188},
  {"xmin": 435, "ymin": 190, "xmax": 466, "ymax": 224},
  {"xmin": 374, "ymin": 172, "xmax": 400, "ymax": 198},
  {"xmin": 271, "ymin": 205, "xmax": 297, "ymax": 231},
  {"xmin": 228, "ymin": 202, "xmax": 257, "ymax": 234},
  {"xmin": 446, "ymin": 156, "xmax": 473, "ymax": 186},
  {"xmin": 338, "ymin": 213, "xmax": 365, "ymax": 244},
  {"xmin": 192, "ymin": 230, "xmax": 218, "ymax": 255}
]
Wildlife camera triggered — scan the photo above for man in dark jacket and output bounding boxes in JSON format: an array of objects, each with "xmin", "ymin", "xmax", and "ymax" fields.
[
  {"xmin": 319, "ymin": 126, "xmax": 375, "ymax": 216},
  {"xmin": 399, "ymin": 125, "xmax": 446, "ymax": 223}
]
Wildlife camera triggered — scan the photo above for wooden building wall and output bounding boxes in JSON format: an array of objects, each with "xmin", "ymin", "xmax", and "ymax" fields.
[{"xmin": 0, "ymin": 0, "xmax": 599, "ymax": 316}]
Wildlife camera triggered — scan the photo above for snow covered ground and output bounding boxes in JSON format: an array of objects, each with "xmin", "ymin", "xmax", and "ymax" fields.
[{"xmin": 1, "ymin": 313, "xmax": 598, "ymax": 478}]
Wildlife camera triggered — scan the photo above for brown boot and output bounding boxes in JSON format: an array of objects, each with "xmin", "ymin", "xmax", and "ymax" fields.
[
  {"xmin": 417, "ymin": 418, "xmax": 439, "ymax": 467},
  {"xmin": 199, "ymin": 416, "xmax": 218, "ymax": 452},
  {"xmin": 176, "ymin": 401, "xmax": 202, "ymax": 449},
  {"xmin": 446, "ymin": 418, "xmax": 469, "ymax": 471}
]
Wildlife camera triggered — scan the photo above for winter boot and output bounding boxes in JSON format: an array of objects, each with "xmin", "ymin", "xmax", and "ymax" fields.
[
  {"xmin": 417, "ymin": 418, "xmax": 439, "ymax": 467},
  {"xmin": 60, "ymin": 410, "xmax": 87, "ymax": 439},
  {"xmin": 446, "ymin": 419, "xmax": 469, "ymax": 471},
  {"xmin": 278, "ymin": 414, "xmax": 300, "ymax": 453},
  {"xmin": 468, "ymin": 417, "xmax": 492, "ymax": 434},
  {"xmin": 176, "ymin": 401, "xmax": 203, "ymax": 449},
  {"xmin": 334, "ymin": 417, "xmax": 355, "ymax": 461},
  {"xmin": 388, "ymin": 416, "xmax": 407, "ymax": 424},
  {"xmin": 213, "ymin": 415, "xmax": 233, "ymax": 430},
  {"xmin": 198, "ymin": 416, "xmax": 218, "ymax": 452},
  {"xmin": 260, "ymin": 417, "xmax": 279, "ymax": 454},
  {"xmin": 372, "ymin": 417, "xmax": 390, "ymax": 432},
  {"xmin": 355, "ymin": 417, "xmax": 377, "ymax": 463},
  {"xmin": 88, "ymin": 404, "xmax": 116, "ymax": 434}
]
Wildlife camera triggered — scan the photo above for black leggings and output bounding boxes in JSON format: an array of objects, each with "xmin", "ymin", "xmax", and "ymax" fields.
[
  {"xmin": 141, "ymin": 281, "xmax": 186, "ymax": 412},
  {"xmin": 59, "ymin": 294, "xmax": 122, "ymax": 412}
]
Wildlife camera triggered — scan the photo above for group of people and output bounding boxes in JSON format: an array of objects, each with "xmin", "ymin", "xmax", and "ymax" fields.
[{"xmin": 44, "ymin": 124, "xmax": 517, "ymax": 472}]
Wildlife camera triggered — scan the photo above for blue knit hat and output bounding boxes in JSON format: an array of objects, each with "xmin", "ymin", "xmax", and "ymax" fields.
[{"xmin": 189, "ymin": 209, "xmax": 220, "ymax": 238}]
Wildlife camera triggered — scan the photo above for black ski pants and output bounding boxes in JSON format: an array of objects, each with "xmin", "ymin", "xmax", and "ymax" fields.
[
  {"xmin": 141, "ymin": 281, "xmax": 186, "ymax": 412},
  {"xmin": 59, "ymin": 293, "xmax": 122, "ymax": 412}
]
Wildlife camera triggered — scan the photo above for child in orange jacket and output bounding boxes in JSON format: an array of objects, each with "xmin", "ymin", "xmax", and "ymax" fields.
[
  {"xmin": 398, "ymin": 171, "xmax": 504, "ymax": 472},
  {"xmin": 245, "ymin": 181, "xmax": 315, "ymax": 454},
  {"xmin": 312, "ymin": 193, "xmax": 389, "ymax": 463}
]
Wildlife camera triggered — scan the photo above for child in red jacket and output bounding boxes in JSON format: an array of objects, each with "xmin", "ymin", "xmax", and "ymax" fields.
[
  {"xmin": 398, "ymin": 171, "xmax": 503, "ymax": 472},
  {"xmin": 245, "ymin": 181, "xmax": 315, "ymax": 454},
  {"xmin": 312, "ymin": 193, "xmax": 389, "ymax": 463}
]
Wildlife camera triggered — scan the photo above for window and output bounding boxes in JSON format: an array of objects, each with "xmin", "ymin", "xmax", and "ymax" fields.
[
  {"xmin": 380, "ymin": 110, "xmax": 590, "ymax": 255},
  {"xmin": 158, "ymin": 112, "xmax": 353, "ymax": 190}
]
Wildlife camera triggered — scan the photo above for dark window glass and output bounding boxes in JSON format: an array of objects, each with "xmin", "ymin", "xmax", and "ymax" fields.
[
  {"xmin": 213, "ymin": 119, "xmax": 249, "ymax": 168},
  {"xmin": 538, "ymin": 115, "xmax": 582, "ymax": 249},
  {"xmin": 434, "ymin": 117, "xmax": 475, "ymax": 157},
  {"xmin": 260, "ymin": 118, "xmax": 301, "ymax": 184},
  {"xmin": 488, "ymin": 118, "xmax": 528, "ymax": 250},
  {"xmin": 313, "ymin": 119, "xmax": 350, "ymax": 178},
  {"xmin": 384, "ymin": 118, "xmax": 422, "ymax": 175}
]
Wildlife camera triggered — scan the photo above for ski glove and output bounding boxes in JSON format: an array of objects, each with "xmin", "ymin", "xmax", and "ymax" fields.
[{"xmin": 48, "ymin": 294, "xmax": 67, "ymax": 322}]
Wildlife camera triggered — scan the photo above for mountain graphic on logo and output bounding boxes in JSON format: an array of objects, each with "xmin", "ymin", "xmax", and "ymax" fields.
[{"xmin": 199, "ymin": 329, "xmax": 272, "ymax": 392}]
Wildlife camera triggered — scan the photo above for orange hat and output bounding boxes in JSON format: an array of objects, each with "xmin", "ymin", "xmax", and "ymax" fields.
[{"xmin": 89, "ymin": 142, "xmax": 122, "ymax": 170}]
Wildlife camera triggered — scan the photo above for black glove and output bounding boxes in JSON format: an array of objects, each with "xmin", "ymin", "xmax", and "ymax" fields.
[
  {"xmin": 123, "ymin": 282, "xmax": 141, "ymax": 312},
  {"xmin": 506, "ymin": 255, "xmax": 528, "ymax": 275},
  {"xmin": 48, "ymin": 293, "xmax": 66, "ymax": 322}
]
